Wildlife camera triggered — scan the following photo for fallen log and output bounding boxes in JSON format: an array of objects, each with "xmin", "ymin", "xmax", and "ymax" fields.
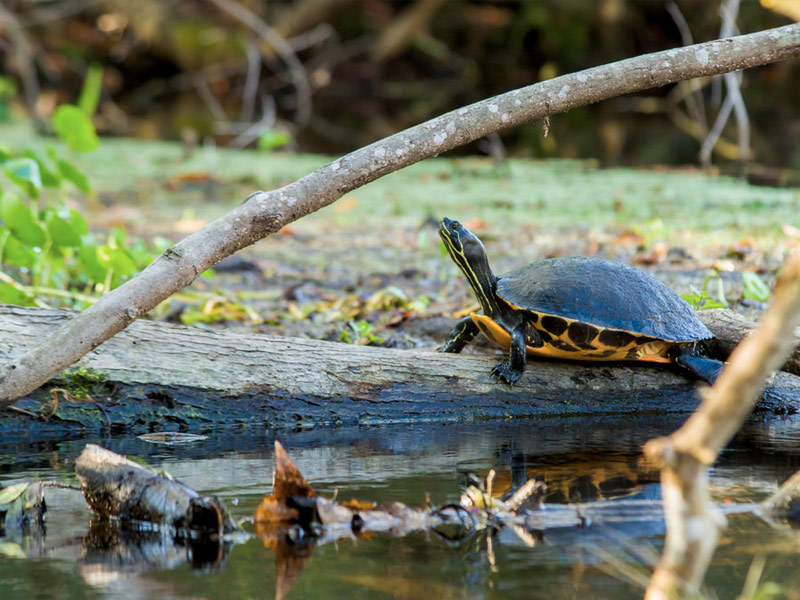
[
  {"xmin": 1, "ymin": 305, "xmax": 799, "ymax": 430},
  {"xmin": 702, "ymin": 308, "xmax": 800, "ymax": 377}
]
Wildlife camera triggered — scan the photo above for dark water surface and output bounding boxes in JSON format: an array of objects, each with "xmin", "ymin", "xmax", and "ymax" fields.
[{"xmin": 3, "ymin": 415, "xmax": 800, "ymax": 599}]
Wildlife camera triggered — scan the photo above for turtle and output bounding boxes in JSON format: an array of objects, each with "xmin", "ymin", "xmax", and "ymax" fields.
[{"xmin": 437, "ymin": 217, "xmax": 724, "ymax": 386}]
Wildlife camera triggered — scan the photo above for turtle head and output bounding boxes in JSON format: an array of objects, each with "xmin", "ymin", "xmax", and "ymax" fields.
[
  {"xmin": 438, "ymin": 218, "xmax": 487, "ymax": 263},
  {"xmin": 439, "ymin": 218, "xmax": 497, "ymax": 314}
]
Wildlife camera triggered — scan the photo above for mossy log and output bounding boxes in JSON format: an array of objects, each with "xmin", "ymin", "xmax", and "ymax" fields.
[{"xmin": 1, "ymin": 305, "xmax": 799, "ymax": 430}]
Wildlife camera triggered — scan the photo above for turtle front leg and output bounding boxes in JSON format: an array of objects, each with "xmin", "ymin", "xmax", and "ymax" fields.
[
  {"xmin": 491, "ymin": 326, "xmax": 527, "ymax": 385},
  {"xmin": 439, "ymin": 316, "xmax": 479, "ymax": 353}
]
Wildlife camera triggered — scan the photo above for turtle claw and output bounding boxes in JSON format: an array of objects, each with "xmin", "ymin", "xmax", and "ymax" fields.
[{"xmin": 491, "ymin": 362, "xmax": 522, "ymax": 386}]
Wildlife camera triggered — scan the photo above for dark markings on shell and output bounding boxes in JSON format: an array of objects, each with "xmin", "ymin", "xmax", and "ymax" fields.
[
  {"xmin": 537, "ymin": 329, "xmax": 554, "ymax": 344},
  {"xmin": 542, "ymin": 315, "xmax": 569, "ymax": 336},
  {"xmin": 550, "ymin": 339, "xmax": 579, "ymax": 353},
  {"xmin": 584, "ymin": 349, "xmax": 619, "ymax": 359},
  {"xmin": 567, "ymin": 322, "xmax": 600, "ymax": 349},
  {"xmin": 597, "ymin": 329, "xmax": 636, "ymax": 348},
  {"xmin": 625, "ymin": 347, "xmax": 642, "ymax": 360}
]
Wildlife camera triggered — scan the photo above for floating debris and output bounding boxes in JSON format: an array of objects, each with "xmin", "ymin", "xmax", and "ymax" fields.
[{"xmin": 136, "ymin": 432, "xmax": 209, "ymax": 445}]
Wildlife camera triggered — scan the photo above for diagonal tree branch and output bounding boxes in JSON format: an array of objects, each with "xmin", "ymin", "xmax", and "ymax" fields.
[{"xmin": 2, "ymin": 23, "xmax": 800, "ymax": 408}]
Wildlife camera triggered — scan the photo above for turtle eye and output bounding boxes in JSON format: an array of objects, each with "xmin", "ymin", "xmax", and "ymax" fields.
[{"xmin": 451, "ymin": 221, "xmax": 460, "ymax": 230}]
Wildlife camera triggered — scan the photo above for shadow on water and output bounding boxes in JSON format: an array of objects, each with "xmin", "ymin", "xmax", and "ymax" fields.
[{"xmin": 3, "ymin": 413, "xmax": 800, "ymax": 599}]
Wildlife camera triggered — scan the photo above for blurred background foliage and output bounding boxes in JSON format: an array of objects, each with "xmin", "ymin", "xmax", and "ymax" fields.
[{"xmin": 0, "ymin": 0, "xmax": 799, "ymax": 172}]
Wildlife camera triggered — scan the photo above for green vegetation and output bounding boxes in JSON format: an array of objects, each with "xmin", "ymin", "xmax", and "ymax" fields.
[
  {"xmin": 56, "ymin": 366, "xmax": 109, "ymax": 399},
  {"xmin": 682, "ymin": 270, "xmax": 772, "ymax": 311},
  {"xmin": 681, "ymin": 272, "xmax": 730, "ymax": 310},
  {"xmin": 742, "ymin": 271, "xmax": 772, "ymax": 303},
  {"xmin": 0, "ymin": 72, "xmax": 165, "ymax": 308},
  {"xmin": 340, "ymin": 320, "xmax": 385, "ymax": 346}
]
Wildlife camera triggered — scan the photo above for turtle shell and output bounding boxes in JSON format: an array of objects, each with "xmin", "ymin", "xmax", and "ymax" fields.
[{"xmin": 495, "ymin": 256, "xmax": 712, "ymax": 342}]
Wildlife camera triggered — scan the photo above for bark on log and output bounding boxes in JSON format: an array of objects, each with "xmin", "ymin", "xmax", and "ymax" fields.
[
  {"xmin": 2, "ymin": 23, "xmax": 799, "ymax": 408},
  {"xmin": 702, "ymin": 308, "xmax": 800, "ymax": 376},
  {"xmin": 1, "ymin": 305, "xmax": 799, "ymax": 429}
]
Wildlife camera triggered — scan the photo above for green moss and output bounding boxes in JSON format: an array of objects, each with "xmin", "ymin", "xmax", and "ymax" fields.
[{"xmin": 56, "ymin": 366, "xmax": 110, "ymax": 398}]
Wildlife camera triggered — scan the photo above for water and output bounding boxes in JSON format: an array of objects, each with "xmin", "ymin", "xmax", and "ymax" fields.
[{"xmin": 3, "ymin": 415, "xmax": 800, "ymax": 599}]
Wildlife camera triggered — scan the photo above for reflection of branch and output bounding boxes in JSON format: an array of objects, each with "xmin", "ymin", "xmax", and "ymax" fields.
[
  {"xmin": 206, "ymin": 0, "xmax": 312, "ymax": 127},
  {"xmin": 644, "ymin": 250, "xmax": 800, "ymax": 599}
]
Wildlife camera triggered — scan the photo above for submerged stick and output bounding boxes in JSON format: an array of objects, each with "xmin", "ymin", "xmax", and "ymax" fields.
[{"xmin": 644, "ymin": 250, "xmax": 800, "ymax": 600}]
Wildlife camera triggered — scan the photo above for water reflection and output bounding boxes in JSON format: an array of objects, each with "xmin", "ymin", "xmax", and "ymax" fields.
[{"xmin": 2, "ymin": 414, "xmax": 800, "ymax": 599}]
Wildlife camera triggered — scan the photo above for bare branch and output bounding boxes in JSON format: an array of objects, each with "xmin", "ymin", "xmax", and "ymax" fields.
[
  {"xmin": 206, "ymin": 0, "xmax": 312, "ymax": 127},
  {"xmin": 241, "ymin": 42, "xmax": 261, "ymax": 122},
  {"xmin": 644, "ymin": 249, "xmax": 800, "ymax": 599},
  {"xmin": 700, "ymin": 0, "xmax": 750, "ymax": 167},
  {"xmin": 666, "ymin": 0, "xmax": 708, "ymax": 135},
  {"xmin": 2, "ymin": 23, "xmax": 800, "ymax": 408}
]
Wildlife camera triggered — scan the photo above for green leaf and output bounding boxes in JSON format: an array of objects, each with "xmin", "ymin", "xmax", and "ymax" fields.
[
  {"xmin": 742, "ymin": 271, "xmax": 771, "ymax": 302},
  {"xmin": 257, "ymin": 129, "xmax": 291, "ymax": 152},
  {"xmin": 3, "ymin": 158, "xmax": 42, "ymax": 198},
  {"xmin": 0, "ymin": 482, "xmax": 29, "ymax": 506},
  {"xmin": 20, "ymin": 149, "xmax": 61, "ymax": 188},
  {"xmin": 0, "ymin": 145, "xmax": 12, "ymax": 162},
  {"xmin": 78, "ymin": 64, "xmax": 103, "ymax": 116},
  {"xmin": 0, "ymin": 282, "xmax": 34, "ymax": 306},
  {"xmin": 700, "ymin": 298, "xmax": 729, "ymax": 310},
  {"xmin": 45, "ymin": 212, "xmax": 83, "ymax": 247},
  {"xmin": 1, "ymin": 196, "xmax": 47, "ymax": 246},
  {"xmin": 57, "ymin": 158, "xmax": 90, "ymax": 192},
  {"xmin": 78, "ymin": 245, "xmax": 108, "ymax": 282},
  {"xmin": 109, "ymin": 226, "xmax": 128, "ymax": 248},
  {"xmin": 2, "ymin": 235, "xmax": 36, "ymax": 268},
  {"xmin": 96, "ymin": 244, "xmax": 137, "ymax": 277},
  {"xmin": 52, "ymin": 105, "xmax": 99, "ymax": 153},
  {"xmin": 0, "ymin": 75, "xmax": 18, "ymax": 99},
  {"xmin": 69, "ymin": 208, "xmax": 89, "ymax": 236}
]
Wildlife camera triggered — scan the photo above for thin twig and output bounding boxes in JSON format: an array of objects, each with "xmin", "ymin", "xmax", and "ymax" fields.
[
  {"xmin": 5, "ymin": 405, "xmax": 41, "ymax": 419},
  {"xmin": 195, "ymin": 75, "xmax": 229, "ymax": 123},
  {"xmin": 666, "ymin": 0, "xmax": 708, "ymax": 135},
  {"xmin": 241, "ymin": 42, "xmax": 262, "ymax": 122},
  {"xmin": 206, "ymin": 0, "xmax": 312, "ymax": 127},
  {"xmin": 700, "ymin": 0, "xmax": 749, "ymax": 166},
  {"xmin": 230, "ymin": 94, "xmax": 277, "ymax": 149},
  {"xmin": 0, "ymin": 3, "xmax": 42, "ymax": 119}
]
